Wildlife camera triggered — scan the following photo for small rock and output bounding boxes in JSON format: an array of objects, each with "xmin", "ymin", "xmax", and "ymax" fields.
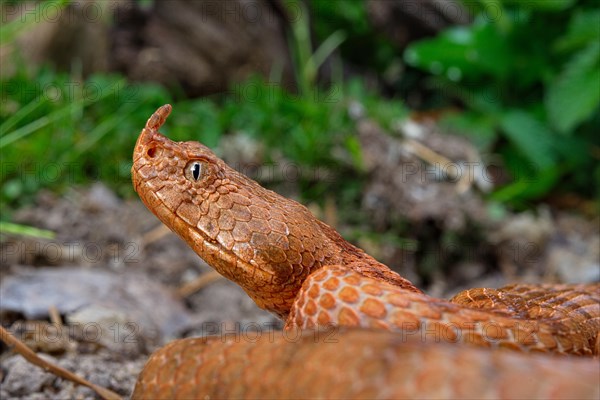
[
  {"xmin": 0, "ymin": 267, "xmax": 191, "ymax": 346},
  {"xmin": 0, "ymin": 354, "xmax": 55, "ymax": 395}
]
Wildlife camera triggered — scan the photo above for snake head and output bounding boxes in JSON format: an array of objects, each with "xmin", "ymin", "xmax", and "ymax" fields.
[
  {"xmin": 132, "ymin": 105, "xmax": 341, "ymax": 318},
  {"xmin": 133, "ymin": 104, "xmax": 224, "ymax": 194}
]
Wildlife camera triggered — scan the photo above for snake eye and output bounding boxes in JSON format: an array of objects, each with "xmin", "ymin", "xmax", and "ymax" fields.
[{"xmin": 185, "ymin": 160, "xmax": 207, "ymax": 182}]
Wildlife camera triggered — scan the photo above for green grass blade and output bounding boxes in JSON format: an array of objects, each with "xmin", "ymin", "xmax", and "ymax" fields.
[
  {"xmin": 74, "ymin": 101, "xmax": 140, "ymax": 155},
  {"xmin": 0, "ymin": 222, "xmax": 55, "ymax": 239},
  {"xmin": 0, "ymin": 96, "xmax": 48, "ymax": 135},
  {"xmin": 0, "ymin": 105, "xmax": 73, "ymax": 148},
  {"xmin": 0, "ymin": 79, "xmax": 125, "ymax": 149},
  {"xmin": 305, "ymin": 30, "xmax": 346, "ymax": 84},
  {"xmin": 0, "ymin": 0, "xmax": 71, "ymax": 46}
]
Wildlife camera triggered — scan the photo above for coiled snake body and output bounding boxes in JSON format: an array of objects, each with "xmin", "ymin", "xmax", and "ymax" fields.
[{"xmin": 131, "ymin": 105, "xmax": 599, "ymax": 399}]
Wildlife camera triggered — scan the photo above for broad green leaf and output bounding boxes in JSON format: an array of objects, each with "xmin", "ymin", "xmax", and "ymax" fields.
[
  {"xmin": 404, "ymin": 27, "xmax": 479, "ymax": 77},
  {"xmin": 500, "ymin": 110, "xmax": 557, "ymax": 170},
  {"xmin": 470, "ymin": 22, "xmax": 511, "ymax": 78},
  {"xmin": 546, "ymin": 42, "xmax": 600, "ymax": 134},
  {"xmin": 555, "ymin": 9, "xmax": 600, "ymax": 51},
  {"xmin": 490, "ymin": 166, "xmax": 560, "ymax": 203},
  {"xmin": 440, "ymin": 111, "xmax": 498, "ymax": 150},
  {"xmin": 405, "ymin": 23, "xmax": 510, "ymax": 81}
]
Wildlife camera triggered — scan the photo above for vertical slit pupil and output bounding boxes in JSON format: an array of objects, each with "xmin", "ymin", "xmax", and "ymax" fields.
[{"xmin": 192, "ymin": 163, "xmax": 201, "ymax": 180}]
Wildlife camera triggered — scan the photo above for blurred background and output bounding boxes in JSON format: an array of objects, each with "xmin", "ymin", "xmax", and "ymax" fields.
[{"xmin": 0, "ymin": 0, "xmax": 599, "ymax": 396}]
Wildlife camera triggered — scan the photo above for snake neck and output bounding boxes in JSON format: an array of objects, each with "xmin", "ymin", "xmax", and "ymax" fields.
[{"xmin": 132, "ymin": 105, "xmax": 419, "ymax": 318}]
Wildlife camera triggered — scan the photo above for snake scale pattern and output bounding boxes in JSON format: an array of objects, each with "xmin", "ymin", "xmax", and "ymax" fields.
[{"xmin": 131, "ymin": 105, "xmax": 599, "ymax": 399}]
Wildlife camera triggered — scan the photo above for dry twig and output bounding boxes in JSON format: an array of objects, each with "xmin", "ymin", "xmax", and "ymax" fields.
[
  {"xmin": 0, "ymin": 325, "xmax": 122, "ymax": 400},
  {"xmin": 178, "ymin": 270, "xmax": 223, "ymax": 297}
]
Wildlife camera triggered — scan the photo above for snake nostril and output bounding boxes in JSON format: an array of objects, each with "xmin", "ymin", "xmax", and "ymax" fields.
[{"xmin": 147, "ymin": 147, "xmax": 157, "ymax": 158}]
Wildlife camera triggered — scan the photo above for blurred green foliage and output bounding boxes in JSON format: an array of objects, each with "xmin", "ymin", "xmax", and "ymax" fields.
[
  {"xmin": 288, "ymin": 0, "xmax": 347, "ymax": 94},
  {"xmin": 309, "ymin": 0, "xmax": 398, "ymax": 75},
  {"xmin": 0, "ymin": 66, "xmax": 405, "ymax": 214},
  {"xmin": 0, "ymin": 0, "xmax": 70, "ymax": 46},
  {"xmin": 405, "ymin": 0, "xmax": 600, "ymax": 206},
  {"xmin": 0, "ymin": 66, "xmax": 173, "ymax": 208},
  {"xmin": 1, "ymin": 0, "xmax": 410, "ymax": 217},
  {"xmin": 1, "ymin": 0, "xmax": 598, "ymax": 218}
]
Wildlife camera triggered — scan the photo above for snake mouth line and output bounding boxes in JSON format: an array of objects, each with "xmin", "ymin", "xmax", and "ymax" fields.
[{"xmin": 139, "ymin": 182, "xmax": 276, "ymax": 282}]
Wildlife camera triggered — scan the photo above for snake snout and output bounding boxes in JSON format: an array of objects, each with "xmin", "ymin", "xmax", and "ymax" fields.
[{"xmin": 146, "ymin": 104, "xmax": 172, "ymax": 130}]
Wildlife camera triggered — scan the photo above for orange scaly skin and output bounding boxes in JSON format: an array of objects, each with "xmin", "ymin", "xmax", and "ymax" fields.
[
  {"xmin": 132, "ymin": 105, "xmax": 418, "ymax": 319},
  {"xmin": 132, "ymin": 329, "xmax": 599, "ymax": 400},
  {"xmin": 288, "ymin": 266, "xmax": 600, "ymax": 354},
  {"xmin": 131, "ymin": 105, "xmax": 600, "ymax": 399}
]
